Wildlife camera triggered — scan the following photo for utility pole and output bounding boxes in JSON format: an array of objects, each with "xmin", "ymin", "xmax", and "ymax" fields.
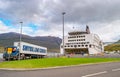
[
  {"xmin": 62, "ymin": 12, "xmax": 66, "ymax": 55},
  {"xmin": 19, "ymin": 21, "xmax": 23, "ymax": 60}
]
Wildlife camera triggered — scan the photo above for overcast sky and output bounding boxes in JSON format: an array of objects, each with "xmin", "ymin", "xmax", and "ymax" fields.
[{"xmin": 0, "ymin": 0, "xmax": 120, "ymax": 42}]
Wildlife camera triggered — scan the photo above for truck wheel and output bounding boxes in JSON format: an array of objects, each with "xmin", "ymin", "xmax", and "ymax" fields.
[{"xmin": 5, "ymin": 58, "xmax": 8, "ymax": 61}]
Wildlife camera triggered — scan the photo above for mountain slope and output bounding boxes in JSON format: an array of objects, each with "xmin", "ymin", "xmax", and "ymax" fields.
[
  {"xmin": 0, "ymin": 32, "xmax": 62, "ymax": 52},
  {"xmin": 114, "ymin": 40, "xmax": 120, "ymax": 44},
  {"xmin": 104, "ymin": 40, "xmax": 120, "ymax": 51}
]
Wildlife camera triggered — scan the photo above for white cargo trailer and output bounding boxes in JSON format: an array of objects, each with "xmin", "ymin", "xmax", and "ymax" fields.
[{"xmin": 3, "ymin": 41, "xmax": 47, "ymax": 60}]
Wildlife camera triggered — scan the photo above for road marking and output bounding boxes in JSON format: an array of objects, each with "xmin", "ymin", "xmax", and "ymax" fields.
[
  {"xmin": 112, "ymin": 68, "xmax": 120, "ymax": 72},
  {"xmin": 81, "ymin": 71, "xmax": 107, "ymax": 77}
]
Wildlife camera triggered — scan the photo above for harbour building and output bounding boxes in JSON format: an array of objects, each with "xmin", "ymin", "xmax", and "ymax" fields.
[{"xmin": 60, "ymin": 26, "xmax": 104, "ymax": 55}]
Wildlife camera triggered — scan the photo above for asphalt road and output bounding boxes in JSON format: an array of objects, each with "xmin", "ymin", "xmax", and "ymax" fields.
[{"xmin": 0, "ymin": 62, "xmax": 120, "ymax": 77}]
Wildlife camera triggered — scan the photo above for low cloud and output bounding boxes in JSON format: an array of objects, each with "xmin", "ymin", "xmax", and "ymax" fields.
[
  {"xmin": 0, "ymin": 0, "xmax": 120, "ymax": 42},
  {"xmin": 0, "ymin": 21, "xmax": 8, "ymax": 32}
]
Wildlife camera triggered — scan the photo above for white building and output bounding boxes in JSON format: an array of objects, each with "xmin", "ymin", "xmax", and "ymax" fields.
[{"xmin": 60, "ymin": 26, "xmax": 104, "ymax": 55}]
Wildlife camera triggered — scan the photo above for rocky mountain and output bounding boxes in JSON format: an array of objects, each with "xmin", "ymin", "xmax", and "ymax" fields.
[{"xmin": 0, "ymin": 32, "xmax": 62, "ymax": 52}]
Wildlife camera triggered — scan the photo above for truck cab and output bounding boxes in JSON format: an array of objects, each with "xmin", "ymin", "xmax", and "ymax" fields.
[{"xmin": 3, "ymin": 46, "xmax": 19, "ymax": 60}]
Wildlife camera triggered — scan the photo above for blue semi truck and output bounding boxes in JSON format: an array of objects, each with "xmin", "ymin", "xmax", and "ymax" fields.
[{"xmin": 3, "ymin": 42, "xmax": 47, "ymax": 60}]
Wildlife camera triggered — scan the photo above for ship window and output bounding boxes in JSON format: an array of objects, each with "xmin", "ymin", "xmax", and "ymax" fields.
[
  {"xmin": 85, "ymin": 45, "xmax": 88, "ymax": 47},
  {"xmin": 89, "ymin": 45, "xmax": 91, "ymax": 48},
  {"xmin": 74, "ymin": 45, "xmax": 77, "ymax": 48},
  {"xmin": 87, "ymin": 42, "xmax": 89, "ymax": 44}
]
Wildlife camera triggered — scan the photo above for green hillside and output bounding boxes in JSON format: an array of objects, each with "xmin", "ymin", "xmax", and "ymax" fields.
[{"xmin": 104, "ymin": 40, "xmax": 120, "ymax": 51}]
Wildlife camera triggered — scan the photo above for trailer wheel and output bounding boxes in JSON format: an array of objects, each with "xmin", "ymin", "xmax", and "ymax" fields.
[{"xmin": 21, "ymin": 54, "xmax": 25, "ymax": 60}]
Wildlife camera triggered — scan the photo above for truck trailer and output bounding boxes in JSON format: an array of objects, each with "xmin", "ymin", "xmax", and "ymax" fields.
[{"xmin": 3, "ymin": 42, "xmax": 47, "ymax": 60}]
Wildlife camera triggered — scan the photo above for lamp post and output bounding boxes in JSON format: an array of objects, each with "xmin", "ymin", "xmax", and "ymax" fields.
[
  {"xmin": 62, "ymin": 12, "xmax": 66, "ymax": 55},
  {"xmin": 19, "ymin": 21, "xmax": 23, "ymax": 60}
]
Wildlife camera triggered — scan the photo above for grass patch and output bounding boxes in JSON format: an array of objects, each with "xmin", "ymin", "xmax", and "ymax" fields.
[{"xmin": 0, "ymin": 58, "xmax": 120, "ymax": 68}]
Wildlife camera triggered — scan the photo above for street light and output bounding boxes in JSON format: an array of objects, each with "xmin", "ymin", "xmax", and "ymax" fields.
[
  {"xmin": 62, "ymin": 12, "xmax": 66, "ymax": 55},
  {"xmin": 19, "ymin": 21, "xmax": 23, "ymax": 60}
]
